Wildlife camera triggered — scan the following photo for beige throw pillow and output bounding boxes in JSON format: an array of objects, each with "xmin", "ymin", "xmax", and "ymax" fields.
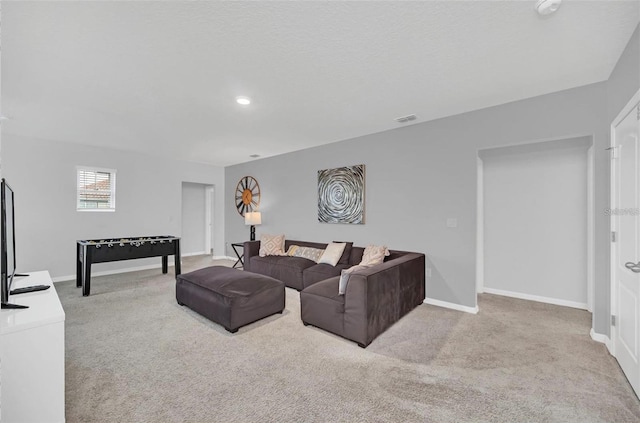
[
  {"xmin": 259, "ymin": 234, "xmax": 286, "ymax": 257},
  {"xmin": 359, "ymin": 245, "xmax": 390, "ymax": 266},
  {"xmin": 318, "ymin": 242, "xmax": 347, "ymax": 266}
]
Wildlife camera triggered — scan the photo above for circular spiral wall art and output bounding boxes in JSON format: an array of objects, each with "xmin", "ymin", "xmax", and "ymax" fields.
[{"xmin": 317, "ymin": 164, "xmax": 365, "ymax": 224}]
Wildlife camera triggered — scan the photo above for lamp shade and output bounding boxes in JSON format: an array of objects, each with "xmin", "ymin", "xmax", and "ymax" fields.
[{"xmin": 245, "ymin": 211, "xmax": 262, "ymax": 226}]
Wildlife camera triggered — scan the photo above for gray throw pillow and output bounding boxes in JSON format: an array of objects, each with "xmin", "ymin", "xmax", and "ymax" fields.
[{"xmin": 338, "ymin": 264, "xmax": 369, "ymax": 295}]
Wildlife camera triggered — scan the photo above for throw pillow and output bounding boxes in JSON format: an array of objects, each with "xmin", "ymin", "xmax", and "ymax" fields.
[
  {"xmin": 318, "ymin": 242, "xmax": 347, "ymax": 266},
  {"xmin": 334, "ymin": 241, "xmax": 353, "ymax": 265},
  {"xmin": 338, "ymin": 264, "xmax": 368, "ymax": 295},
  {"xmin": 259, "ymin": 234, "xmax": 286, "ymax": 257},
  {"xmin": 286, "ymin": 245, "xmax": 298, "ymax": 256},
  {"xmin": 286, "ymin": 245, "xmax": 325, "ymax": 263},
  {"xmin": 359, "ymin": 245, "xmax": 390, "ymax": 266}
]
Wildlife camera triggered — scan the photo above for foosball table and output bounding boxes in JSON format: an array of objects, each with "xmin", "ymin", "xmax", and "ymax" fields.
[{"xmin": 76, "ymin": 236, "xmax": 181, "ymax": 296}]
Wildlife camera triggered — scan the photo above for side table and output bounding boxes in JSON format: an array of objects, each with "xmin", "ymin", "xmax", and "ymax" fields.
[{"xmin": 231, "ymin": 242, "xmax": 244, "ymax": 269}]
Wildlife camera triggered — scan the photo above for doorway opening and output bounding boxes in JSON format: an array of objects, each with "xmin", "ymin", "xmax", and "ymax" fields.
[
  {"xmin": 181, "ymin": 182, "xmax": 215, "ymax": 256},
  {"xmin": 477, "ymin": 136, "xmax": 595, "ymax": 312}
]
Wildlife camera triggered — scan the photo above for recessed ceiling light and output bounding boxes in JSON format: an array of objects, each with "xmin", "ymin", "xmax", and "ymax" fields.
[
  {"xmin": 236, "ymin": 96, "xmax": 251, "ymax": 106},
  {"xmin": 249, "ymin": 154, "xmax": 260, "ymax": 158}
]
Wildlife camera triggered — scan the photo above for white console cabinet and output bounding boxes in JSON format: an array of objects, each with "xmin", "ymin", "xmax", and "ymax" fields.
[{"xmin": 1, "ymin": 271, "xmax": 65, "ymax": 423}]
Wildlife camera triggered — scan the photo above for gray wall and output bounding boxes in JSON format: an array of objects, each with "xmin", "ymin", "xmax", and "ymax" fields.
[
  {"xmin": 226, "ymin": 25, "xmax": 639, "ymax": 336},
  {"xmin": 607, "ymin": 25, "xmax": 639, "ymax": 123},
  {"xmin": 226, "ymin": 81, "xmax": 609, "ymax": 316},
  {"xmin": 2, "ymin": 134, "xmax": 225, "ymax": 279},
  {"xmin": 181, "ymin": 182, "xmax": 208, "ymax": 255}
]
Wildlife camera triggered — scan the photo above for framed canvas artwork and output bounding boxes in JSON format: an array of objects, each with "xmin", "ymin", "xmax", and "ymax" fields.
[{"xmin": 317, "ymin": 164, "xmax": 365, "ymax": 224}]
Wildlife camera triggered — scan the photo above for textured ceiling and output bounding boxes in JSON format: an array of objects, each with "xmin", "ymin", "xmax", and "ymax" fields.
[{"xmin": 2, "ymin": 1, "xmax": 639, "ymax": 166}]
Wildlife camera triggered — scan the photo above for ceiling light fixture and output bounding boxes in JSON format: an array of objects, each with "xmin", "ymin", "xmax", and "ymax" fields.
[
  {"xmin": 236, "ymin": 96, "xmax": 251, "ymax": 106},
  {"xmin": 249, "ymin": 154, "xmax": 260, "ymax": 158},
  {"xmin": 535, "ymin": 0, "xmax": 562, "ymax": 16}
]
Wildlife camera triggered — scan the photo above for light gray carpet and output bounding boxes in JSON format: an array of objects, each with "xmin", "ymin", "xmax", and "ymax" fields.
[{"xmin": 56, "ymin": 255, "xmax": 640, "ymax": 422}]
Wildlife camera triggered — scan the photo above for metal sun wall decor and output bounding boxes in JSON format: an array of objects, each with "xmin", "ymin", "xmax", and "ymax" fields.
[
  {"xmin": 235, "ymin": 176, "xmax": 260, "ymax": 216},
  {"xmin": 317, "ymin": 164, "xmax": 365, "ymax": 224}
]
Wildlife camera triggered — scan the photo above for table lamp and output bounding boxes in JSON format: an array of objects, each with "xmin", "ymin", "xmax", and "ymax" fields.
[{"xmin": 245, "ymin": 211, "xmax": 262, "ymax": 241}]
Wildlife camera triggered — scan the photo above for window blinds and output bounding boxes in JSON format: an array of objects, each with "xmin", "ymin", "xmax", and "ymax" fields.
[{"xmin": 77, "ymin": 168, "xmax": 116, "ymax": 210}]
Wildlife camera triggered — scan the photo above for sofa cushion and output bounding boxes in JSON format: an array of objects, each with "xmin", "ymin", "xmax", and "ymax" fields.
[
  {"xmin": 349, "ymin": 247, "xmax": 365, "ymax": 265},
  {"xmin": 302, "ymin": 277, "xmax": 345, "ymax": 304},
  {"xmin": 303, "ymin": 263, "xmax": 349, "ymax": 289},
  {"xmin": 248, "ymin": 256, "xmax": 278, "ymax": 280},
  {"xmin": 284, "ymin": 240, "xmax": 328, "ymax": 251},
  {"xmin": 249, "ymin": 255, "xmax": 316, "ymax": 291},
  {"xmin": 300, "ymin": 277, "xmax": 345, "ymax": 338},
  {"xmin": 334, "ymin": 241, "xmax": 353, "ymax": 265}
]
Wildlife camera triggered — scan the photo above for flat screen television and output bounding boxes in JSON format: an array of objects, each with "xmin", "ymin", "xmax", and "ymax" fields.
[
  {"xmin": 1, "ymin": 178, "xmax": 16, "ymax": 305},
  {"xmin": 1, "ymin": 178, "xmax": 25, "ymax": 309},
  {"xmin": 1, "ymin": 179, "xmax": 48, "ymax": 309}
]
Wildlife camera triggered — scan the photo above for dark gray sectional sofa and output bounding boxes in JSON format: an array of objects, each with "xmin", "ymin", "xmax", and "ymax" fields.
[
  {"xmin": 243, "ymin": 240, "xmax": 354, "ymax": 291},
  {"xmin": 243, "ymin": 239, "xmax": 425, "ymax": 347}
]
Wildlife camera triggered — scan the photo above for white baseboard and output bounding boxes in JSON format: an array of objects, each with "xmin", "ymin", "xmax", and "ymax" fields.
[
  {"xmin": 424, "ymin": 297, "xmax": 479, "ymax": 314},
  {"xmin": 53, "ymin": 255, "xmax": 237, "ymax": 283},
  {"xmin": 482, "ymin": 287, "xmax": 588, "ymax": 310},
  {"xmin": 213, "ymin": 255, "xmax": 236, "ymax": 261},
  {"xmin": 182, "ymin": 251, "xmax": 208, "ymax": 257},
  {"xmin": 52, "ymin": 262, "xmax": 176, "ymax": 283},
  {"xmin": 590, "ymin": 328, "xmax": 612, "ymax": 352}
]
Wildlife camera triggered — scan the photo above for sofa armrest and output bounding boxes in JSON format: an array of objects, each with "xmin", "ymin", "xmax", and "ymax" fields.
[
  {"xmin": 343, "ymin": 253, "xmax": 425, "ymax": 346},
  {"xmin": 243, "ymin": 241, "xmax": 261, "ymax": 272}
]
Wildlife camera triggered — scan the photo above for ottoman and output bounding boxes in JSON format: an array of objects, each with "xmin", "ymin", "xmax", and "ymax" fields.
[{"xmin": 176, "ymin": 266, "xmax": 285, "ymax": 333}]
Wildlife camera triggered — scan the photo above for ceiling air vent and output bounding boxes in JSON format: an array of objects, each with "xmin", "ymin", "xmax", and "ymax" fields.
[{"xmin": 395, "ymin": 114, "xmax": 417, "ymax": 123}]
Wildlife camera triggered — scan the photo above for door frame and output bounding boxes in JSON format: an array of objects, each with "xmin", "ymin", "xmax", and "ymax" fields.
[
  {"xmin": 609, "ymin": 89, "xmax": 640, "ymax": 357},
  {"xmin": 181, "ymin": 182, "xmax": 215, "ymax": 256},
  {"xmin": 205, "ymin": 185, "xmax": 214, "ymax": 255},
  {"xmin": 476, "ymin": 134, "xmax": 595, "ymax": 313}
]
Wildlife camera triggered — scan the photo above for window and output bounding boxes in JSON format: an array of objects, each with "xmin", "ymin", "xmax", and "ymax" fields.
[{"xmin": 77, "ymin": 167, "xmax": 116, "ymax": 211}]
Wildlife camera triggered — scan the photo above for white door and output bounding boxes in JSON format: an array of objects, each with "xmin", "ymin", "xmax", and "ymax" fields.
[{"xmin": 612, "ymin": 96, "xmax": 640, "ymax": 399}]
